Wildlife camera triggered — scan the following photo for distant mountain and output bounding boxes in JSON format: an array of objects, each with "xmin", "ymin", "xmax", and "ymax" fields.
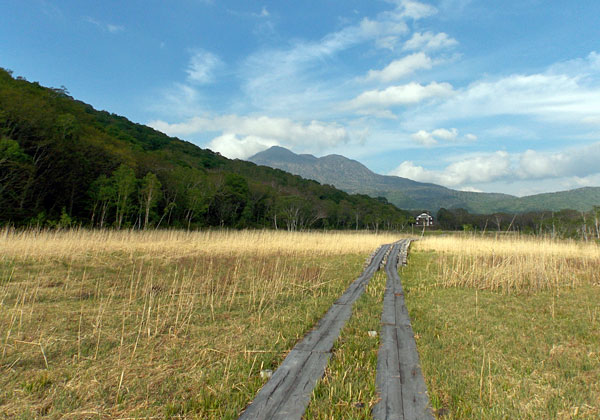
[
  {"xmin": 249, "ymin": 146, "xmax": 600, "ymax": 213},
  {"xmin": 479, "ymin": 187, "xmax": 600, "ymax": 214}
]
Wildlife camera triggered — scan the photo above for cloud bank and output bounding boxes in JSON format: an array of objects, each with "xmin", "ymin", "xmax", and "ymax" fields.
[
  {"xmin": 390, "ymin": 142, "xmax": 600, "ymax": 191},
  {"xmin": 150, "ymin": 115, "xmax": 350, "ymax": 159}
]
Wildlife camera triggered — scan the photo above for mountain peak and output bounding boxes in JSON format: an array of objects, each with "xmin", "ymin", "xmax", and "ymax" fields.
[
  {"xmin": 249, "ymin": 146, "xmax": 420, "ymax": 196},
  {"xmin": 247, "ymin": 146, "xmax": 513, "ymax": 211},
  {"xmin": 247, "ymin": 145, "xmax": 600, "ymax": 212},
  {"xmin": 250, "ymin": 146, "xmax": 317, "ymax": 165}
]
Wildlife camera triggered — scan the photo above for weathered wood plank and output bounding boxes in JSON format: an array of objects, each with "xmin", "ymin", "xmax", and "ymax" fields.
[
  {"xmin": 374, "ymin": 324, "xmax": 404, "ymax": 420},
  {"xmin": 238, "ymin": 349, "xmax": 331, "ymax": 420},
  {"xmin": 373, "ymin": 240, "xmax": 434, "ymax": 420},
  {"xmin": 238, "ymin": 243, "xmax": 391, "ymax": 420}
]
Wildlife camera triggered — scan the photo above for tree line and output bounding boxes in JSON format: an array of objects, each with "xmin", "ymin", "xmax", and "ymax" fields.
[
  {"xmin": 434, "ymin": 207, "xmax": 600, "ymax": 240},
  {"xmin": 0, "ymin": 68, "xmax": 413, "ymax": 231}
]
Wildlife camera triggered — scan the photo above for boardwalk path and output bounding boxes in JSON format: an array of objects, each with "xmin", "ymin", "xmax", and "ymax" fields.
[
  {"xmin": 238, "ymin": 244, "xmax": 391, "ymax": 420},
  {"xmin": 373, "ymin": 240, "xmax": 434, "ymax": 420},
  {"xmin": 239, "ymin": 240, "xmax": 433, "ymax": 419}
]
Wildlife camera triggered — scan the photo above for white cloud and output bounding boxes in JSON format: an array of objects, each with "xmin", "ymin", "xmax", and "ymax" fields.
[
  {"xmin": 376, "ymin": 36, "xmax": 400, "ymax": 50},
  {"xmin": 349, "ymin": 81, "xmax": 454, "ymax": 109},
  {"xmin": 403, "ymin": 31, "xmax": 458, "ymax": 51},
  {"xmin": 85, "ymin": 17, "xmax": 124, "ymax": 33},
  {"xmin": 150, "ymin": 114, "xmax": 350, "ymax": 158},
  {"xmin": 357, "ymin": 16, "xmax": 408, "ymax": 40},
  {"xmin": 150, "ymin": 83, "xmax": 203, "ymax": 118},
  {"xmin": 253, "ymin": 7, "xmax": 270, "ymax": 18},
  {"xmin": 417, "ymin": 127, "xmax": 477, "ymax": 143},
  {"xmin": 245, "ymin": 13, "xmax": 409, "ymax": 80},
  {"xmin": 411, "ymin": 52, "xmax": 600, "ymax": 127},
  {"xmin": 390, "ymin": 161, "xmax": 433, "ymax": 181},
  {"xmin": 239, "ymin": 3, "xmax": 413, "ymax": 115},
  {"xmin": 390, "ymin": 0, "xmax": 438, "ymax": 19},
  {"xmin": 582, "ymin": 116, "xmax": 600, "ymax": 125},
  {"xmin": 411, "ymin": 130, "xmax": 438, "ymax": 146},
  {"xmin": 571, "ymin": 173, "xmax": 600, "ymax": 188},
  {"xmin": 208, "ymin": 133, "xmax": 277, "ymax": 160},
  {"xmin": 388, "ymin": 142, "xmax": 600, "ymax": 190},
  {"xmin": 106, "ymin": 24, "xmax": 124, "ymax": 34},
  {"xmin": 389, "ymin": 151, "xmax": 511, "ymax": 186},
  {"xmin": 459, "ymin": 186, "xmax": 483, "ymax": 193},
  {"xmin": 517, "ymin": 143, "xmax": 600, "ymax": 180},
  {"xmin": 432, "ymin": 128, "xmax": 459, "ymax": 141},
  {"xmin": 186, "ymin": 50, "xmax": 222, "ymax": 84},
  {"xmin": 365, "ymin": 52, "xmax": 433, "ymax": 82}
]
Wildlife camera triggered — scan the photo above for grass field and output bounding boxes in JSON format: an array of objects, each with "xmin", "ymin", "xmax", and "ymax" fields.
[
  {"xmin": 2, "ymin": 229, "xmax": 599, "ymax": 419},
  {"xmin": 0, "ymin": 229, "xmax": 399, "ymax": 419},
  {"xmin": 406, "ymin": 235, "xmax": 600, "ymax": 419}
]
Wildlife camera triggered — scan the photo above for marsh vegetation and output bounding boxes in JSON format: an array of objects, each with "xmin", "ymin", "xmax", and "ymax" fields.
[
  {"xmin": 0, "ymin": 229, "xmax": 398, "ymax": 419},
  {"xmin": 406, "ymin": 235, "xmax": 600, "ymax": 419},
  {"xmin": 1, "ymin": 229, "xmax": 598, "ymax": 418}
]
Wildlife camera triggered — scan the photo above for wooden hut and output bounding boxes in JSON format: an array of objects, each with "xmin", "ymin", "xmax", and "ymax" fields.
[{"xmin": 415, "ymin": 212, "xmax": 433, "ymax": 227}]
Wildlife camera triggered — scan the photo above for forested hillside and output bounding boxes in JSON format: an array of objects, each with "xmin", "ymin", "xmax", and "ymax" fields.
[{"xmin": 0, "ymin": 68, "xmax": 412, "ymax": 230}]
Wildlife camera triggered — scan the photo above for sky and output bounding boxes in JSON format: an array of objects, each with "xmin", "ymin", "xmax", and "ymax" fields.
[{"xmin": 2, "ymin": 0, "xmax": 600, "ymax": 196}]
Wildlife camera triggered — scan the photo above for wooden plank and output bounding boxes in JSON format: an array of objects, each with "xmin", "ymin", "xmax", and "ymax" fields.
[
  {"xmin": 238, "ymin": 349, "xmax": 331, "ymax": 420},
  {"xmin": 373, "ymin": 240, "xmax": 434, "ymax": 420},
  {"xmin": 295, "ymin": 303, "xmax": 351, "ymax": 352},
  {"xmin": 374, "ymin": 324, "xmax": 403, "ymax": 420},
  {"xmin": 238, "ymin": 243, "xmax": 391, "ymax": 420}
]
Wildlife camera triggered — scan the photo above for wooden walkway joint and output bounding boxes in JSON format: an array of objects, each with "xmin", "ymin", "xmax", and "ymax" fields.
[
  {"xmin": 373, "ymin": 239, "xmax": 434, "ymax": 420},
  {"xmin": 238, "ymin": 244, "xmax": 391, "ymax": 420}
]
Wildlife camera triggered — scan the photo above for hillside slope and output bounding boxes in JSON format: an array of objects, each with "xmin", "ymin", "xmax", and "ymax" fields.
[
  {"xmin": 249, "ymin": 146, "xmax": 600, "ymax": 213},
  {"xmin": 250, "ymin": 146, "xmax": 511, "ymax": 212},
  {"xmin": 0, "ymin": 68, "xmax": 411, "ymax": 230}
]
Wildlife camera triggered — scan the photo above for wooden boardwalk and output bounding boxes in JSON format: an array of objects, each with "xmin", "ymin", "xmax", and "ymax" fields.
[
  {"xmin": 238, "ymin": 244, "xmax": 391, "ymax": 420},
  {"xmin": 372, "ymin": 240, "xmax": 434, "ymax": 420},
  {"xmin": 239, "ymin": 239, "xmax": 433, "ymax": 420}
]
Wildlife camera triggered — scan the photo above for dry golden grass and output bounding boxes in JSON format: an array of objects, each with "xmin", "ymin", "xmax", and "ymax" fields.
[
  {"xmin": 414, "ymin": 235, "xmax": 600, "ymax": 293},
  {"xmin": 0, "ymin": 228, "xmax": 401, "ymax": 259},
  {"xmin": 0, "ymin": 228, "xmax": 399, "ymax": 419}
]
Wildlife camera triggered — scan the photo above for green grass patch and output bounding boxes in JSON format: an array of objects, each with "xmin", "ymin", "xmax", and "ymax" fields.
[{"xmin": 403, "ymin": 251, "xmax": 600, "ymax": 419}]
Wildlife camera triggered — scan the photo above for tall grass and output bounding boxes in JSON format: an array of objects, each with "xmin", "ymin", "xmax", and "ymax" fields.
[
  {"xmin": 404, "ymin": 235, "xmax": 600, "ymax": 418},
  {"xmin": 414, "ymin": 235, "xmax": 600, "ymax": 293},
  {"xmin": 0, "ymin": 229, "xmax": 400, "ymax": 419},
  {"xmin": 0, "ymin": 228, "xmax": 401, "ymax": 259}
]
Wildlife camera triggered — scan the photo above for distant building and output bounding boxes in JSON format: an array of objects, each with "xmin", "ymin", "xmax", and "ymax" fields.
[{"xmin": 415, "ymin": 212, "xmax": 434, "ymax": 227}]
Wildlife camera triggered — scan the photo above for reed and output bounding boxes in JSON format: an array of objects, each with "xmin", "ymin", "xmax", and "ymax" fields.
[
  {"xmin": 414, "ymin": 235, "xmax": 600, "ymax": 293},
  {"xmin": 0, "ymin": 228, "xmax": 400, "ymax": 418}
]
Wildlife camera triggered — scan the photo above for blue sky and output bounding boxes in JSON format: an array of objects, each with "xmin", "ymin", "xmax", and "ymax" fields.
[{"xmin": 2, "ymin": 0, "xmax": 600, "ymax": 196}]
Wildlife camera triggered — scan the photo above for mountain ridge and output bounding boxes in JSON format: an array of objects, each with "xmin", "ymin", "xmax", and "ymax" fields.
[{"xmin": 249, "ymin": 146, "xmax": 600, "ymax": 213}]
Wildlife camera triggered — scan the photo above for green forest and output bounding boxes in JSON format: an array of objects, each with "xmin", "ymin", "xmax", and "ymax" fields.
[{"xmin": 0, "ymin": 68, "xmax": 413, "ymax": 231}]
